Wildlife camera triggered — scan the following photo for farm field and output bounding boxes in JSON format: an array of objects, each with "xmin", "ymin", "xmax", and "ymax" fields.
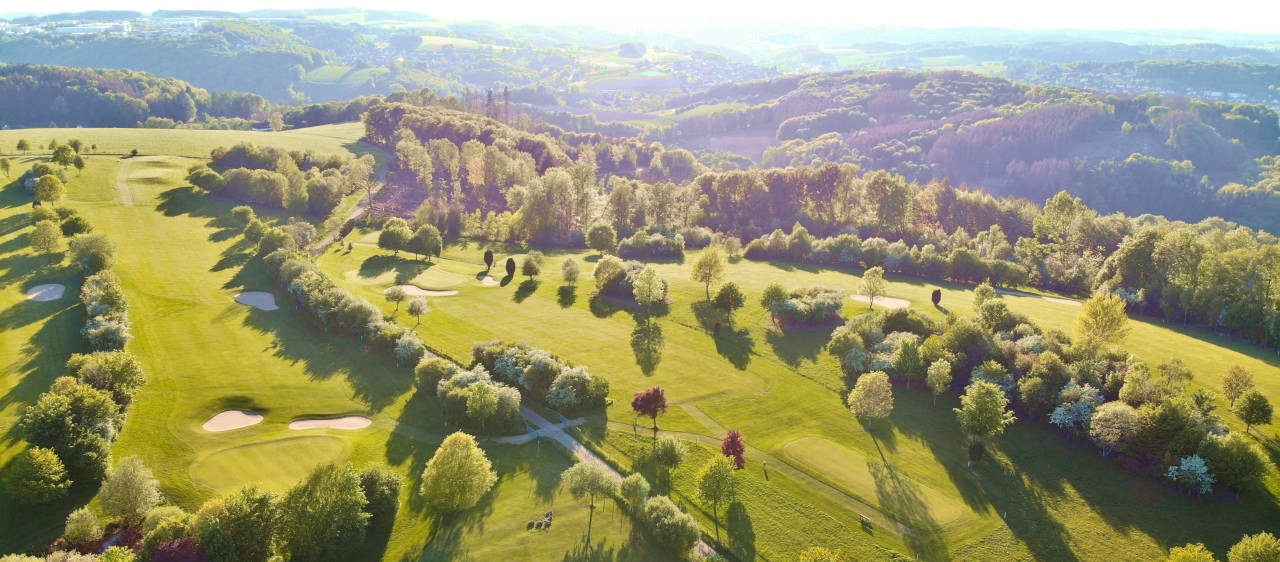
[{"xmin": 0, "ymin": 125, "xmax": 1278, "ymax": 560}]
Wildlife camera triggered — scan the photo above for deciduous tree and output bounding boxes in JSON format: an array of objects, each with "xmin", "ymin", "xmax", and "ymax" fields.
[
  {"xmin": 1234, "ymin": 390, "xmax": 1272, "ymax": 433},
  {"xmin": 562, "ymin": 258, "xmax": 580, "ymax": 288},
  {"xmin": 861, "ymin": 266, "xmax": 886, "ymax": 309},
  {"xmin": 691, "ymin": 246, "xmax": 726, "ymax": 299},
  {"xmin": 847, "ymin": 371, "xmax": 894, "ymax": 422},
  {"xmin": 721, "ymin": 429, "xmax": 746, "ymax": 469},
  {"xmin": 631, "ymin": 386, "xmax": 668, "ymax": 429},
  {"xmin": 587, "ymin": 223, "xmax": 616, "ymax": 256},
  {"xmin": 277, "ymin": 463, "xmax": 369, "ymax": 562},
  {"xmin": 419, "ymin": 432, "xmax": 497, "ymax": 512},
  {"xmin": 698, "ymin": 457, "xmax": 737, "ymax": 539},
  {"xmin": 30, "ymin": 220, "xmax": 61, "ymax": 254},
  {"xmin": 1222, "ymin": 366, "xmax": 1254, "ymax": 407},
  {"xmin": 954, "ymin": 380, "xmax": 1016, "ymax": 464},
  {"xmin": 3, "ymin": 446, "xmax": 70, "ymax": 504},
  {"xmin": 100, "ymin": 456, "xmax": 162, "ymax": 527},
  {"xmin": 1228, "ymin": 532, "xmax": 1280, "ymax": 562},
  {"xmin": 407, "ymin": 297, "xmax": 429, "ymax": 326},
  {"xmin": 384, "ymin": 286, "xmax": 407, "ymax": 315},
  {"xmin": 35, "ymin": 175, "xmax": 65, "ymax": 206},
  {"xmin": 1073, "ymin": 292, "xmax": 1130, "ymax": 353},
  {"xmin": 927, "ymin": 359, "xmax": 953, "ymax": 406},
  {"xmin": 561, "ymin": 460, "xmax": 619, "ymax": 539}
]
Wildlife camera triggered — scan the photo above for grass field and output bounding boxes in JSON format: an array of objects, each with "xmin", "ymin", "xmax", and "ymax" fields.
[{"xmin": 2, "ymin": 124, "xmax": 1279, "ymax": 560}]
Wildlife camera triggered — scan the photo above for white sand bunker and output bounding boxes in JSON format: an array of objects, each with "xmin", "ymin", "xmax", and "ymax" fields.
[
  {"xmin": 26, "ymin": 284, "xmax": 66, "ymax": 302},
  {"xmin": 235, "ymin": 291, "xmax": 279, "ymax": 311},
  {"xmin": 480, "ymin": 276, "xmax": 499, "ymax": 286},
  {"xmin": 203, "ymin": 410, "xmax": 264, "ymax": 432},
  {"xmin": 288, "ymin": 416, "xmax": 372, "ymax": 430},
  {"xmin": 850, "ymin": 294, "xmax": 911, "ymax": 309},
  {"xmin": 391, "ymin": 285, "xmax": 458, "ymax": 297}
]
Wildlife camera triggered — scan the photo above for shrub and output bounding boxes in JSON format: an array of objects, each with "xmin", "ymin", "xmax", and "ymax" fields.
[
  {"xmin": 63, "ymin": 508, "xmax": 102, "ymax": 546},
  {"xmin": 617, "ymin": 231, "xmax": 684, "ymax": 258},
  {"xmin": 61, "ymin": 215, "xmax": 92, "ymax": 236},
  {"xmin": 643, "ymin": 495, "xmax": 700, "ymax": 554},
  {"xmin": 770, "ymin": 287, "xmax": 843, "ymax": 326},
  {"xmin": 69, "ymin": 233, "xmax": 117, "ymax": 272},
  {"xmin": 416, "ymin": 357, "xmax": 460, "ymax": 393},
  {"xmin": 359, "ymin": 465, "xmax": 404, "ymax": 525}
]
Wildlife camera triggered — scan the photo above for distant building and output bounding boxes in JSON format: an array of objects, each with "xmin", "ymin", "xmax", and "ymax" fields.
[{"xmin": 52, "ymin": 22, "xmax": 131, "ymax": 36}]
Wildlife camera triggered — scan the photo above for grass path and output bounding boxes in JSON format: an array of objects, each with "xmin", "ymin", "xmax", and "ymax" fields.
[{"xmin": 114, "ymin": 158, "xmax": 135, "ymax": 206}]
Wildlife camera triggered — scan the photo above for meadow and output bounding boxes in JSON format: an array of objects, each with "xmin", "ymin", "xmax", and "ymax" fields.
[{"xmin": 0, "ymin": 125, "xmax": 1278, "ymax": 560}]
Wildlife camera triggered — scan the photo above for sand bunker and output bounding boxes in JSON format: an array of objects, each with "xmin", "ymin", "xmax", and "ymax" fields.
[
  {"xmin": 288, "ymin": 416, "xmax": 372, "ymax": 430},
  {"xmin": 391, "ymin": 285, "xmax": 458, "ymax": 297},
  {"xmin": 995, "ymin": 288, "xmax": 1081, "ymax": 307},
  {"xmin": 480, "ymin": 276, "xmax": 499, "ymax": 286},
  {"xmin": 26, "ymin": 284, "xmax": 66, "ymax": 302},
  {"xmin": 203, "ymin": 410, "xmax": 264, "ymax": 432},
  {"xmin": 850, "ymin": 294, "xmax": 911, "ymax": 309},
  {"xmin": 235, "ymin": 291, "xmax": 279, "ymax": 311}
]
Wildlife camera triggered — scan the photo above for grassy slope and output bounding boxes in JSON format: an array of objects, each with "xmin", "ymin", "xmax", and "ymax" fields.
[{"xmin": 316, "ymin": 238, "xmax": 1280, "ymax": 560}]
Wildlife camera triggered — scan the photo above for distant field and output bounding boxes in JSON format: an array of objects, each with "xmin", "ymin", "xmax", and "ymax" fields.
[{"xmin": 0, "ymin": 124, "xmax": 368, "ymax": 159}]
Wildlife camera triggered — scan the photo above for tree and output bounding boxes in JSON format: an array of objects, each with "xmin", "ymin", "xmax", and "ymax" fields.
[
  {"xmin": 483, "ymin": 249, "xmax": 494, "ymax": 270},
  {"xmin": 620, "ymin": 473, "xmax": 650, "ymax": 511},
  {"xmin": 406, "ymin": 297, "xmax": 429, "ymax": 326},
  {"xmin": 1166, "ymin": 455, "xmax": 1215, "ymax": 495},
  {"xmin": 1234, "ymin": 390, "xmax": 1272, "ymax": 433},
  {"xmin": 927, "ymin": 359, "xmax": 953, "ymax": 406},
  {"xmin": 631, "ymin": 386, "xmax": 668, "ymax": 429},
  {"xmin": 698, "ymin": 457, "xmax": 737, "ymax": 539},
  {"xmin": 35, "ymin": 175, "xmax": 65, "ymax": 206},
  {"xmin": 358, "ymin": 466, "xmax": 403, "ymax": 526},
  {"xmin": 100, "ymin": 456, "xmax": 162, "ymax": 527},
  {"xmin": 52, "ymin": 144, "xmax": 76, "ymax": 167},
  {"xmin": 587, "ymin": 223, "xmax": 617, "ymax": 256},
  {"xmin": 63, "ymin": 508, "xmax": 102, "ymax": 547},
  {"xmin": 713, "ymin": 282, "xmax": 746, "ymax": 323},
  {"xmin": 419, "ymin": 432, "xmax": 497, "ymax": 512},
  {"xmin": 861, "ymin": 266, "xmax": 886, "ymax": 309},
  {"xmin": 643, "ymin": 496, "xmax": 700, "ymax": 555},
  {"xmin": 1223, "ymin": 366, "xmax": 1255, "ymax": 407},
  {"xmin": 651, "ymin": 436, "xmax": 686, "ymax": 474},
  {"xmin": 277, "ymin": 463, "xmax": 369, "ymax": 562},
  {"xmin": 931, "ymin": 288, "xmax": 942, "ymax": 306},
  {"xmin": 1088, "ymin": 401, "xmax": 1140, "ymax": 456},
  {"xmin": 522, "ymin": 251, "xmax": 543, "ymax": 279},
  {"xmin": 4, "ymin": 446, "xmax": 70, "ymax": 504},
  {"xmin": 378, "ymin": 218, "xmax": 411, "ymax": 255},
  {"xmin": 30, "ymin": 220, "xmax": 61, "ymax": 254},
  {"xmin": 505, "ymin": 257, "xmax": 516, "ymax": 277},
  {"xmin": 195, "ymin": 486, "xmax": 278, "ymax": 562},
  {"xmin": 892, "ymin": 339, "xmax": 925, "ymax": 387},
  {"xmin": 561, "ymin": 461, "xmax": 619, "ymax": 539},
  {"xmin": 1, "ymin": 157, "xmax": 9, "ymax": 177},
  {"xmin": 1199, "ymin": 432, "xmax": 1270, "ymax": 491},
  {"xmin": 631, "ymin": 265, "xmax": 663, "ymax": 313},
  {"xmin": 954, "ymin": 380, "xmax": 1016, "ymax": 464},
  {"xmin": 847, "ymin": 371, "xmax": 894, "ymax": 422},
  {"xmin": 1166, "ymin": 543, "xmax": 1218, "ymax": 562},
  {"xmin": 384, "ymin": 286, "xmax": 407, "ymax": 315},
  {"xmin": 1073, "ymin": 292, "xmax": 1130, "ymax": 353},
  {"xmin": 721, "ymin": 429, "xmax": 746, "ymax": 469},
  {"xmin": 62, "ymin": 215, "xmax": 92, "ymax": 236},
  {"xmin": 406, "ymin": 225, "xmax": 443, "ymax": 261},
  {"xmin": 69, "ymin": 234, "xmax": 118, "ymax": 272},
  {"xmin": 17, "ymin": 139, "xmax": 30, "ymax": 153},
  {"xmin": 466, "ymin": 382, "xmax": 499, "ymax": 433},
  {"xmin": 73, "ymin": 155, "xmax": 85, "ymax": 175},
  {"xmin": 562, "ymin": 258, "xmax": 580, "ymax": 288},
  {"xmin": 691, "ymin": 246, "xmax": 727, "ymax": 299},
  {"xmin": 1229, "ymin": 532, "xmax": 1280, "ymax": 562}
]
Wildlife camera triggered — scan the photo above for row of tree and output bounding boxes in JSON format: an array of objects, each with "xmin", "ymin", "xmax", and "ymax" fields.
[{"xmin": 188, "ymin": 142, "xmax": 373, "ymax": 216}]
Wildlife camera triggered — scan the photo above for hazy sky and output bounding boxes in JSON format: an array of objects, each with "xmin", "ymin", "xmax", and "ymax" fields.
[{"xmin": 13, "ymin": 0, "xmax": 1280, "ymax": 34}]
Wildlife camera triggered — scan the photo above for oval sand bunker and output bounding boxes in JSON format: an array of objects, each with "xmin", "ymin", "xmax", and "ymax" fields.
[
  {"xmin": 26, "ymin": 284, "xmax": 66, "ymax": 302},
  {"xmin": 480, "ymin": 276, "xmax": 499, "ymax": 286},
  {"xmin": 203, "ymin": 410, "xmax": 264, "ymax": 432},
  {"xmin": 391, "ymin": 285, "xmax": 458, "ymax": 297},
  {"xmin": 849, "ymin": 294, "xmax": 911, "ymax": 309},
  {"xmin": 289, "ymin": 416, "xmax": 372, "ymax": 430},
  {"xmin": 235, "ymin": 291, "xmax": 279, "ymax": 311}
]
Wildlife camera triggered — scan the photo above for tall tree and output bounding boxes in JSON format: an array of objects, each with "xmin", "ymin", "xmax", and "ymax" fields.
[
  {"xmin": 30, "ymin": 220, "xmax": 61, "ymax": 254},
  {"xmin": 560, "ymin": 461, "xmax": 619, "ymax": 540},
  {"xmin": 3, "ymin": 446, "xmax": 70, "ymax": 504},
  {"xmin": 691, "ymin": 246, "xmax": 727, "ymax": 299},
  {"xmin": 277, "ymin": 463, "xmax": 369, "ymax": 562},
  {"xmin": 861, "ymin": 266, "xmax": 886, "ymax": 309},
  {"xmin": 720, "ymin": 429, "xmax": 746, "ymax": 469},
  {"xmin": 407, "ymin": 297, "xmax": 430, "ymax": 327},
  {"xmin": 1073, "ymin": 292, "xmax": 1130, "ymax": 353},
  {"xmin": 562, "ymin": 258, "xmax": 580, "ymax": 288},
  {"xmin": 760, "ymin": 282, "xmax": 787, "ymax": 326},
  {"xmin": 1234, "ymin": 390, "xmax": 1273, "ymax": 433},
  {"xmin": 34, "ymin": 175, "xmax": 65, "ymax": 206},
  {"xmin": 927, "ymin": 359, "xmax": 953, "ymax": 406},
  {"xmin": 384, "ymin": 286, "xmax": 407, "ymax": 315},
  {"xmin": 419, "ymin": 432, "xmax": 497, "ymax": 512},
  {"xmin": 466, "ymin": 382, "xmax": 498, "ymax": 433},
  {"xmin": 99, "ymin": 456, "xmax": 162, "ymax": 527},
  {"xmin": 847, "ymin": 371, "xmax": 894, "ymax": 423},
  {"xmin": 631, "ymin": 386, "xmax": 668, "ymax": 430},
  {"xmin": 954, "ymin": 380, "xmax": 1016, "ymax": 465},
  {"xmin": 1222, "ymin": 365, "xmax": 1255, "ymax": 407},
  {"xmin": 631, "ymin": 266, "xmax": 663, "ymax": 315},
  {"xmin": 698, "ymin": 457, "xmax": 737, "ymax": 540}
]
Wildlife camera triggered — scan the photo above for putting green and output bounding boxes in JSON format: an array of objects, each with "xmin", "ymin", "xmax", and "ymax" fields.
[
  {"xmin": 780, "ymin": 436, "xmax": 970, "ymax": 527},
  {"xmin": 189, "ymin": 435, "xmax": 350, "ymax": 493}
]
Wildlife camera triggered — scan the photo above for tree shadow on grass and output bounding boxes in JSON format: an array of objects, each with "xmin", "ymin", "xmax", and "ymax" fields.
[
  {"xmin": 868, "ymin": 459, "xmax": 950, "ymax": 561},
  {"xmin": 0, "ymin": 303, "xmax": 82, "ymax": 444},
  {"xmin": 630, "ymin": 322, "xmax": 664, "ymax": 375},
  {"xmin": 360, "ymin": 254, "xmax": 431, "ymax": 284},
  {"xmin": 500, "ymin": 272, "xmax": 515, "ymax": 287},
  {"xmin": 725, "ymin": 501, "xmax": 756, "ymax": 561},
  {"xmin": 558, "ymin": 286, "xmax": 577, "ymax": 308},
  {"xmin": 763, "ymin": 324, "xmax": 830, "ymax": 368},
  {"xmin": 695, "ymin": 300, "xmax": 754, "ymax": 369},
  {"xmin": 514, "ymin": 279, "xmax": 540, "ymax": 303}
]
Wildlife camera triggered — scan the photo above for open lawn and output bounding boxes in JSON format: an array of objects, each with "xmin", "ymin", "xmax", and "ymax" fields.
[{"xmin": 2, "ymin": 123, "xmax": 1279, "ymax": 560}]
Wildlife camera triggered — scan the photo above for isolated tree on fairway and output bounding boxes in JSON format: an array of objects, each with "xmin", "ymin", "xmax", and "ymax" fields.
[
  {"xmin": 721, "ymin": 429, "xmax": 746, "ymax": 469},
  {"xmin": 73, "ymin": 155, "xmax": 85, "ymax": 175},
  {"xmin": 277, "ymin": 463, "xmax": 369, "ymax": 562},
  {"xmin": 505, "ymin": 257, "xmax": 516, "ymax": 277},
  {"xmin": 1234, "ymin": 390, "xmax": 1272, "ymax": 433},
  {"xmin": 466, "ymin": 382, "xmax": 498, "ymax": 433},
  {"xmin": 1222, "ymin": 365, "xmax": 1255, "ymax": 407},
  {"xmin": 407, "ymin": 225, "xmax": 443, "ymax": 261},
  {"xmin": 34, "ymin": 175, "xmax": 65, "ymax": 206},
  {"xmin": 632, "ymin": 265, "xmax": 663, "ymax": 315},
  {"xmin": 419, "ymin": 432, "xmax": 497, "ymax": 512},
  {"xmin": 4, "ymin": 446, "xmax": 70, "ymax": 504},
  {"xmin": 562, "ymin": 258, "xmax": 580, "ymax": 288},
  {"xmin": 587, "ymin": 223, "xmax": 616, "ymax": 256},
  {"xmin": 1073, "ymin": 292, "xmax": 1129, "ymax": 353},
  {"xmin": 631, "ymin": 386, "xmax": 668, "ymax": 430},
  {"xmin": 691, "ymin": 245, "xmax": 726, "ymax": 299},
  {"xmin": 385, "ymin": 286, "xmax": 407, "ymax": 316},
  {"xmin": 17, "ymin": 139, "xmax": 30, "ymax": 153},
  {"xmin": 100, "ymin": 456, "xmax": 162, "ymax": 527},
  {"xmin": 522, "ymin": 251, "xmax": 543, "ymax": 279},
  {"xmin": 52, "ymin": 144, "xmax": 76, "ymax": 167},
  {"xmin": 848, "ymin": 371, "xmax": 894, "ymax": 423},
  {"xmin": 861, "ymin": 266, "xmax": 886, "ymax": 309},
  {"xmin": 483, "ymin": 249, "xmax": 494, "ymax": 270},
  {"xmin": 1229, "ymin": 531, "xmax": 1280, "ymax": 561},
  {"xmin": 954, "ymin": 380, "xmax": 1016, "ymax": 465},
  {"xmin": 713, "ymin": 282, "xmax": 745, "ymax": 324},
  {"xmin": 407, "ymin": 297, "xmax": 429, "ymax": 326},
  {"xmin": 761, "ymin": 282, "xmax": 787, "ymax": 325},
  {"xmin": 561, "ymin": 460, "xmax": 619, "ymax": 539},
  {"xmin": 30, "ymin": 220, "xmax": 61, "ymax": 254},
  {"xmin": 378, "ymin": 218, "xmax": 411, "ymax": 255},
  {"xmin": 698, "ymin": 456, "xmax": 737, "ymax": 540},
  {"xmin": 931, "ymin": 289, "xmax": 942, "ymax": 306}
]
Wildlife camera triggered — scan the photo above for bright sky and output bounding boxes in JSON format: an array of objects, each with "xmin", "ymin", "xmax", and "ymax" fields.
[{"xmin": 13, "ymin": 0, "xmax": 1280, "ymax": 34}]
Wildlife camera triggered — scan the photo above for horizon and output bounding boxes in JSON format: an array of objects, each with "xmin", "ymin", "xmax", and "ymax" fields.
[{"xmin": 3, "ymin": 1, "xmax": 1280, "ymax": 36}]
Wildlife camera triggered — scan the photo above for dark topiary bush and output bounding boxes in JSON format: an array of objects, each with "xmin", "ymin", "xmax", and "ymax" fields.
[
  {"xmin": 931, "ymin": 289, "xmax": 942, "ymax": 306},
  {"xmin": 505, "ymin": 257, "xmax": 516, "ymax": 277}
]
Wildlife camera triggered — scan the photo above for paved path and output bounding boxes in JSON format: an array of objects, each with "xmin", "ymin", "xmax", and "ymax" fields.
[
  {"xmin": 995, "ymin": 288, "xmax": 1081, "ymax": 307},
  {"xmin": 310, "ymin": 165, "xmax": 387, "ymax": 256}
]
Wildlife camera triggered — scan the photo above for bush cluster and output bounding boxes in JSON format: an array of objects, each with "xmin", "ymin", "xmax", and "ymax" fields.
[
  {"xmin": 769, "ymin": 286, "xmax": 844, "ymax": 326},
  {"xmin": 616, "ymin": 231, "xmax": 685, "ymax": 259},
  {"xmin": 472, "ymin": 341, "xmax": 611, "ymax": 412},
  {"xmin": 415, "ymin": 359, "xmax": 523, "ymax": 433}
]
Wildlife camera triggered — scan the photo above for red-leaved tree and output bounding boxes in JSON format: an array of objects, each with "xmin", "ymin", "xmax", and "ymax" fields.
[
  {"xmin": 721, "ymin": 429, "xmax": 746, "ymax": 469},
  {"xmin": 631, "ymin": 386, "xmax": 668, "ymax": 430}
]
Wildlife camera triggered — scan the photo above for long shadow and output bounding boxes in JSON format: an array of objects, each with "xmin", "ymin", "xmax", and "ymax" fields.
[
  {"xmin": 513, "ymin": 279, "xmax": 540, "ymax": 303},
  {"xmin": 764, "ymin": 323, "xmax": 832, "ymax": 367},
  {"xmin": 0, "ymin": 303, "xmax": 84, "ymax": 443},
  {"xmin": 629, "ymin": 322, "xmax": 664, "ymax": 375},
  {"xmin": 588, "ymin": 295, "xmax": 626, "ymax": 319},
  {"xmin": 868, "ymin": 459, "xmax": 950, "ymax": 561},
  {"xmin": 359, "ymin": 254, "xmax": 431, "ymax": 284},
  {"xmin": 726, "ymin": 501, "xmax": 756, "ymax": 561},
  {"xmin": 557, "ymin": 286, "xmax": 577, "ymax": 308}
]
